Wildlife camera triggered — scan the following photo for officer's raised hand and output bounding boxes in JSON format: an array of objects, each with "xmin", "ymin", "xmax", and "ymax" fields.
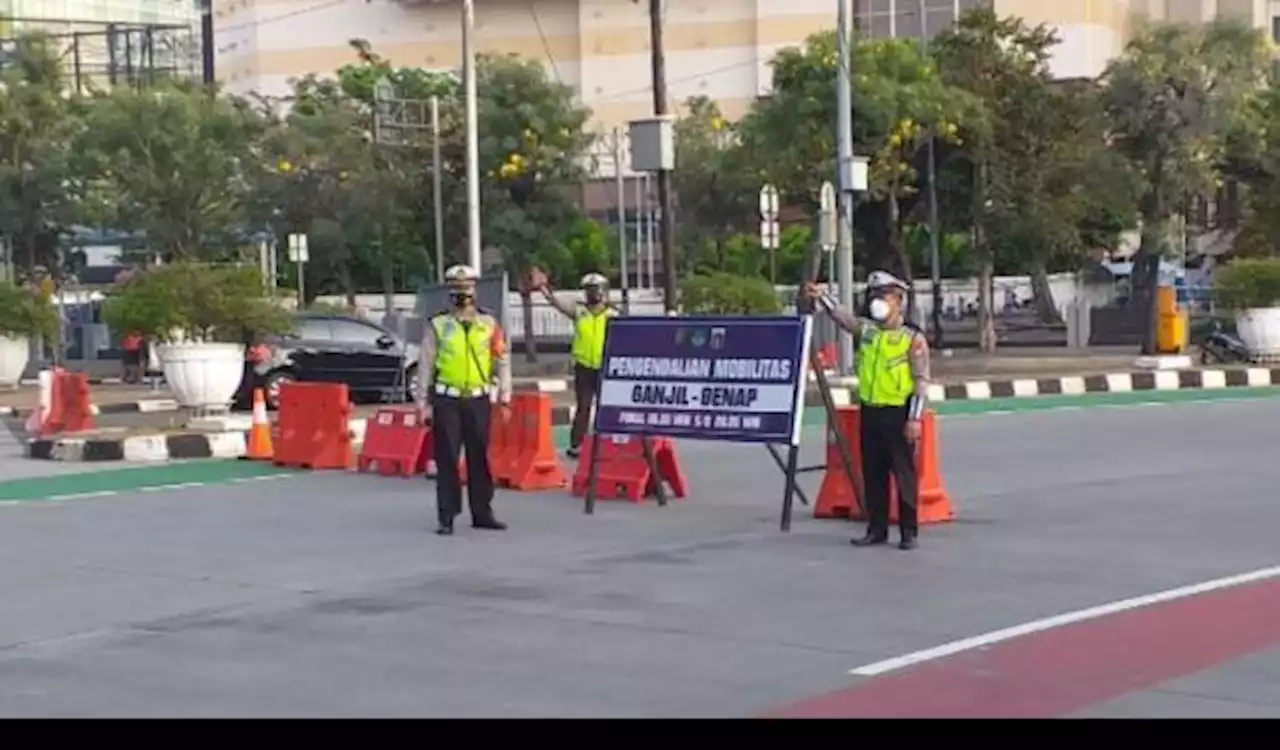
[{"xmin": 528, "ymin": 267, "xmax": 549, "ymax": 291}]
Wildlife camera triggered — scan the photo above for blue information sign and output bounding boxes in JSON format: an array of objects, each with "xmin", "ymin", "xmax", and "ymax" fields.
[{"xmin": 592, "ymin": 315, "xmax": 813, "ymax": 446}]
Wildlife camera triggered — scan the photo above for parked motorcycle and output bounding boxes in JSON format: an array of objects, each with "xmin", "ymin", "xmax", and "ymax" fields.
[{"xmin": 1199, "ymin": 321, "xmax": 1255, "ymax": 365}]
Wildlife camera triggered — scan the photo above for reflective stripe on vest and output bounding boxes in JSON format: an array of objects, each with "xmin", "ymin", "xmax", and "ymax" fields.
[
  {"xmin": 432, "ymin": 314, "xmax": 494, "ymax": 391},
  {"xmin": 856, "ymin": 326, "xmax": 916, "ymax": 407},
  {"xmin": 571, "ymin": 306, "xmax": 614, "ymax": 370}
]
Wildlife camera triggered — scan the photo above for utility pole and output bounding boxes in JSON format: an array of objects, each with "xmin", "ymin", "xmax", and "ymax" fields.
[
  {"xmin": 462, "ymin": 0, "xmax": 482, "ymax": 271},
  {"xmin": 918, "ymin": 0, "xmax": 944, "ymax": 346},
  {"xmin": 647, "ymin": 0, "xmax": 678, "ymax": 313},
  {"xmin": 835, "ymin": 0, "xmax": 856, "ymax": 374},
  {"xmin": 200, "ymin": 0, "xmax": 214, "ymax": 85}
]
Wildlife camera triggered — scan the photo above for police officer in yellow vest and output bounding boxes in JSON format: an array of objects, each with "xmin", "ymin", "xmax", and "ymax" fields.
[
  {"xmin": 803, "ymin": 270, "xmax": 932, "ymax": 550},
  {"xmin": 419, "ymin": 264, "xmax": 512, "ymax": 536},
  {"xmin": 530, "ymin": 267, "xmax": 617, "ymax": 458}
]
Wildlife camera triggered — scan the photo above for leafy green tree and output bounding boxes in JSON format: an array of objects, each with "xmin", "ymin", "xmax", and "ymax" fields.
[
  {"xmin": 249, "ymin": 74, "xmax": 392, "ymax": 305},
  {"xmin": 468, "ymin": 53, "xmax": 592, "ymax": 361},
  {"xmin": 736, "ymin": 31, "xmax": 975, "ymax": 281},
  {"xmin": 689, "ymin": 225, "xmax": 811, "ymax": 284},
  {"xmin": 1100, "ymin": 19, "xmax": 1270, "ymax": 352},
  {"xmin": 1226, "ymin": 82, "xmax": 1280, "ymax": 259},
  {"xmin": 931, "ymin": 8, "xmax": 1065, "ymax": 349},
  {"xmin": 76, "ymin": 80, "xmax": 267, "ymax": 260},
  {"xmin": 557, "ymin": 216, "xmax": 612, "ymax": 285},
  {"xmin": 0, "ymin": 34, "xmax": 83, "ymax": 273},
  {"xmin": 672, "ymin": 96, "xmax": 756, "ymax": 274},
  {"xmin": 333, "ymin": 40, "xmax": 458, "ymax": 292},
  {"xmin": 931, "ymin": 10, "xmax": 1137, "ymax": 325}
]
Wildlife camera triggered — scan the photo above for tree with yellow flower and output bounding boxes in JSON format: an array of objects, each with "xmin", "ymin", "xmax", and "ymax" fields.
[{"xmin": 735, "ymin": 32, "xmax": 977, "ymax": 283}]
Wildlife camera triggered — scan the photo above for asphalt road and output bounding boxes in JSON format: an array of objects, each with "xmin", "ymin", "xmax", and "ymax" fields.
[{"xmin": 1, "ymin": 398, "xmax": 1279, "ymax": 717}]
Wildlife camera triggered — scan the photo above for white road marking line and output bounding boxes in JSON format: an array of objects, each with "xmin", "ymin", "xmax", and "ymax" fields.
[
  {"xmin": 848, "ymin": 565, "xmax": 1280, "ymax": 677},
  {"xmin": 44, "ymin": 490, "xmax": 119, "ymax": 502},
  {"xmin": 138, "ymin": 482, "xmax": 208, "ymax": 493}
]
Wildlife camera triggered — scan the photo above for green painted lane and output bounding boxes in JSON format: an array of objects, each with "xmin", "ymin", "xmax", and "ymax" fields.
[
  {"xmin": 0, "ymin": 460, "xmax": 292, "ymax": 503},
  {"xmin": 932, "ymin": 384, "xmax": 1280, "ymax": 416},
  {"xmin": 3, "ymin": 384, "xmax": 1279, "ymax": 504}
]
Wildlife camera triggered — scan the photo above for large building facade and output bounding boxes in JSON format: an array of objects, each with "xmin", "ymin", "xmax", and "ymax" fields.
[{"xmin": 215, "ymin": 0, "xmax": 1280, "ymax": 132}]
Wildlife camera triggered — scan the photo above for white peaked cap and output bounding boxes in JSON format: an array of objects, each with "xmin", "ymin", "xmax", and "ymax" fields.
[
  {"xmin": 444, "ymin": 264, "xmax": 479, "ymax": 282},
  {"xmin": 867, "ymin": 270, "xmax": 909, "ymax": 291},
  {"xmin": 581, "ymin": 272, "xmax": 608, "ymax": 287}
]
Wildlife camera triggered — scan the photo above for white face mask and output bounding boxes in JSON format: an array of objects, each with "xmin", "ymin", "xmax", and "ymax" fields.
[{"xmin": 868, "ymin": 298, "xmax": 892, "ymax": 322}]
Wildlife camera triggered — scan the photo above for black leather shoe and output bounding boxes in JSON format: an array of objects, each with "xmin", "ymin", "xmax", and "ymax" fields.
[
  {"xmin": 851, "ymin": 531, "xmax": 889, "ymax": 547},
  {"xmin": 472, "ymin": 517, "xmax": 507, "ymax": 531},
  {"xmin": 436, "ymin": 523, "xmax": 453, "ymax": 536},
  {"xmin": 898, "ymin": 531, "xmax": 918, "ymax": 550}
]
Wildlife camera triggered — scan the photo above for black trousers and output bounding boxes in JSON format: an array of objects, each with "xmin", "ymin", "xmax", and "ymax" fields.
[
  {"xmin": 859, "ymin": 403, "xmax": 919, "ymax": 536},
  {"xmin": 432, "ymin": 394, "xmax": 496, "ymax": 526},
  {"xmin": 570, "ymin": 364, "xmax": 601, "ymax": 450}
]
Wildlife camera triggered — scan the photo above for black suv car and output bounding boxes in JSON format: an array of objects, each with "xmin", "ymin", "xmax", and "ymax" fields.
[{"xmin": 241, "ymin": 312, "xmax": 423, "ymax": 409}]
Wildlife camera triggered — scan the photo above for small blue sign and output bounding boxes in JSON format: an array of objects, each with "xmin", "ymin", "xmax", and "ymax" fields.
[{"xmin": 593, "ymin": 315, "xmax": 813, "ymax": 446}]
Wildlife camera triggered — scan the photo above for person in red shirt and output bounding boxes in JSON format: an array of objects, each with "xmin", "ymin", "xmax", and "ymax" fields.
[{"xmin": 121, "ymin": 332, "xmax": 144, "ymax": 384}]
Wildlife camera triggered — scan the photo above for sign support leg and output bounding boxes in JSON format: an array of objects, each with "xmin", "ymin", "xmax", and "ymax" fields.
[
  {"xmin": 640, "ymin": 436, "xmax": 668, "ymax": 507},
  {"xmin": 780, "ymin": 444, "xmax": 800, "ymax": 532},
  {"xmin": 584, "ymin": 430, "xmax": 603, "ymax": 515},
  {"xmin": 766, "ymin": 443, "xmax": 809, "ymax": 507}
]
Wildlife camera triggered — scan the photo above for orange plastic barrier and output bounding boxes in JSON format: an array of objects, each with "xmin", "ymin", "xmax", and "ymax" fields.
[
  {"xmin": 502, "ymin": 392, "xmax": 568, "ymax": 491},
  {"xmin": 36, "ymin": 369, "xmax": 95, "ymax": 436},
  {"xmin": 358, "ymin": 406, "xmax": 429, "ymax": 477},
  {"xmin": 273, "ymin": 382, "xmax": 353, "ymax": 470},
  {"xmin": 814, "ymin": 407, "xmax": 953, "ymax": 525},
  {"xmin": 488, "ymin": 404, "xmax": 518, "ymax": 485},
  {"xmin": 570, "ymin": 434, "xmax": 687, "ymax": 503}
]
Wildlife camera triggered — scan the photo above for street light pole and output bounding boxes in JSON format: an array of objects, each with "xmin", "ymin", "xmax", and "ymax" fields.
[
  {"xmin": 918, "ymin": 0, "xmax": 944, "ymax": 346},
  {"xmin": 462, "ymin": 0, "xmax": 482, "ymax": 272}
]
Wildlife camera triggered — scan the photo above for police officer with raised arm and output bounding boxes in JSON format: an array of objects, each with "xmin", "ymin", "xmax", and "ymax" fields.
[
  {"xmin": 419, "ymin": 264, "xmax": 511, "ymax": 536},
  {"xmin": 529, "ymin": 268, "xmax": 617, "ymax": 459},
  {"xmin": 802, "ymin": 270, "xmax": 932, "ymax": 550}
]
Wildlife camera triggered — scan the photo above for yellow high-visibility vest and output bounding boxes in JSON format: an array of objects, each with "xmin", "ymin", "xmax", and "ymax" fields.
[
  {"xmin": 432, "ymin": 313, "xmax": 495, "ymax": 391},
  {"xmin": 571, "ymin": 306, "xmax": 615, "ymax": 370},
  {"xmin": 856, "ymin": 325, "xmax": 916, "ymax": 407}
]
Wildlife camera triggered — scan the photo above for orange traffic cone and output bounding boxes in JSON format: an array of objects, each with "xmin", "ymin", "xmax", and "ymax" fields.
[{"xmin": 243, "ymin": 388, "xmax": 274, "ymax": 460}]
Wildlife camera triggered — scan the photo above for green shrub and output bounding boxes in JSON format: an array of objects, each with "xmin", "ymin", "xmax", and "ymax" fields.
[
  {"xmin": 680, "ymin": 273, "xmax": 782, "ymax": 314},
  {"xmin": 1212, "ymin": 258, "xmax": 1280, "ymax": 311},
  {"xmin": 103, "ymin": 262, "xmax": 294, "ymax": 343},
  {"xmin": 0, "ymin": 282, "xmax": 59, "ymax": 340}
]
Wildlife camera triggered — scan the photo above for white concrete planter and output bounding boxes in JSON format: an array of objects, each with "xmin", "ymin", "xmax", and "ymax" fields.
[
  {"xmin": 0, "ymin": 334, "xmax": 29, "ymax": 388},
  {"xmin": 157, "ymin": 342, "xmax": 246, "ymax": 410},
  {"xmin": 1235, "ymin": 307, "xmax": 1280, "ymax": 357}
]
